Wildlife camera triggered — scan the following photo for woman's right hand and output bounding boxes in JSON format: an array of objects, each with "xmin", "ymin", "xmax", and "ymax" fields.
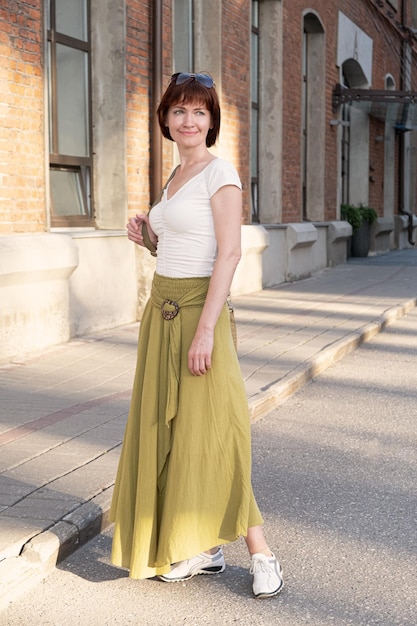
[{"xmin": 127, "ymin": 214, "xmax": 158, "ymax": 248}]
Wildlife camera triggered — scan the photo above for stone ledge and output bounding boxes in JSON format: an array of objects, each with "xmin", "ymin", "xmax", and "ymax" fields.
[
  {"xmin": 370, "ymin": 217, "xmax": 395, "ymax": 255},
  {"xmin": 287, "ymin": 223, "xmax": 317, "ymax": 250},
  {"xmin": 0, "ymin": 234, "xmax": 78, "ymax": 287},
  {"xmin": 328, "ymin": 220, "xmax": 352, "ymax": 243},
  {"xmin": 231, "ymin": 225, "xmax": 269, "ymax": 296},
  {"xmin": 372, "ymin": 216, "xmax": 394, "ymax": 237}
]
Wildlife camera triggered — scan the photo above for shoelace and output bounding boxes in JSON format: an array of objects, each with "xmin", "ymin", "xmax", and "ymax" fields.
[{"xmin": 250, "ymin": 558, "xmax": 273, "ymax": 575}]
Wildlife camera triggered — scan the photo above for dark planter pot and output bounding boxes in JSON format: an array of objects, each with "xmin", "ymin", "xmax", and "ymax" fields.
[{"xmin": 350, "ymin": 221, "xmax": 371, "ymax": 257}]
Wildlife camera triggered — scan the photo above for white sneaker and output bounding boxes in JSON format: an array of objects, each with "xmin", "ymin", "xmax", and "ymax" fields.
[
  {"xmin": 159, "ymin": 548, "xmax": 226, "ymax": 582},
  {"xmin": 250, "ymin": 552, "xmax": 284, "ymax": 598}
]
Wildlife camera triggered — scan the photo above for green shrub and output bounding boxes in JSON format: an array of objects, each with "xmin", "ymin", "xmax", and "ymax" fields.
[{"xmin": 341, "ymin": 204, "xmax": 378, "ymax": 231}]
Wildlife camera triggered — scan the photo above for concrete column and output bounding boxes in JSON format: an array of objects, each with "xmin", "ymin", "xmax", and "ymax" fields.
[
  {"xmin": 91, "ymin": 0, "xmax": 127, "ymax": 229},
  {"xmin": 349, "ymin": 107, "xmax": 370, "ymax": 205},
  {"xmin": 193, "ymin": 1, "xmax": 222, "ymax": 87},
  {"xmin": 383, "ymin": 105, "xmax": 397, "ymax": 218},
  {"xmin": 305, "ymin": 32, "xmax": 325, "ymax": 221},
  {"xmin": 258, "ymin": 0, "xmax": 283, "ymax": 223},
  {"xmin": 384, "ymin": 122, "xmax": 395, "ymax": 217}
]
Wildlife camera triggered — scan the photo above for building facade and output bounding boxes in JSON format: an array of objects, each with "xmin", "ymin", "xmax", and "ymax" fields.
[{"xmin": 1, "ymin": 0, "xmax": 417, "ymax": 361}]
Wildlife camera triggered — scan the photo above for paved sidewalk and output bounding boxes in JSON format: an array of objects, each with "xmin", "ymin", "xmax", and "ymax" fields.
[{"xmin": 1, "ymin": 249, "xmax": 417, "ymax": 609}]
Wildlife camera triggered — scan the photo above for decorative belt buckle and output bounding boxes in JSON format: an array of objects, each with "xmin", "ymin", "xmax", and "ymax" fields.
[{"xmin": 161, "ymin": 299, "xmax": 179, "ymax": 320}]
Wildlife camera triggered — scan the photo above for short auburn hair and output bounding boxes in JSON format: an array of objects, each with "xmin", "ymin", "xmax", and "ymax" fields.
[{"xmin": 157, "ymin": 73, "xmax": 221, "ymax": 148}]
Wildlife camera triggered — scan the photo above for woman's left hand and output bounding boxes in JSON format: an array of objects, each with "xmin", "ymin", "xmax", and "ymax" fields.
[
  {"xmin": 127, "ymin": 213, "xmax": 158, "ymax": 248},
  {"xmin": 188, "ymin": 329, "xmax": 214, "ymax": 376}
]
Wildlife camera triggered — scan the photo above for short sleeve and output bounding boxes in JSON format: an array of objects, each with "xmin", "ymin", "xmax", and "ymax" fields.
[{"xmin": 205, "ymin": 159, "xmax": 242, "ymax": 198}]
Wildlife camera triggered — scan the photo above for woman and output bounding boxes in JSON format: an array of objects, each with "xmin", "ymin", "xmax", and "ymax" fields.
[{"xmin": 110, "ymin": 72, "xmax": 283, "ymax": 598}]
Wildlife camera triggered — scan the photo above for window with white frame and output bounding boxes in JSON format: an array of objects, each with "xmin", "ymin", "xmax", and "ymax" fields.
[{"xmin": 47, "ymin": 0, "xmax": 93, "ymax": 227}]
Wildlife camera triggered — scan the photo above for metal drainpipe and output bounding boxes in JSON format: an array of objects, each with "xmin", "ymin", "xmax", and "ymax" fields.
[
  {"xmin": 151, "ymin": 0, "xmax": 163, "ymax": 203},
  {"xmin": 398, "ymin": 0, "xmax": 415, "ymax": 244}
]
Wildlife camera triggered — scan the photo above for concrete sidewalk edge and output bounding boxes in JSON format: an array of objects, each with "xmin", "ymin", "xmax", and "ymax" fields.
[
  {"xmin": 2, "ymin": 295, "xmax": 416, "ymax": 611},
  {"xmin": 248, "ymin": 296, "xmax": 417, "ymax": 422},
  {"xmin": 0, "ymin": 488, "xmax": 113, "ymax": 611}
]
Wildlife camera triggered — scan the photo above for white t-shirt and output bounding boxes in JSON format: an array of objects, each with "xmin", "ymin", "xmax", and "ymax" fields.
[{"xmin": 150, "ymin": 158, "xmax": 242, "ymax": 278}]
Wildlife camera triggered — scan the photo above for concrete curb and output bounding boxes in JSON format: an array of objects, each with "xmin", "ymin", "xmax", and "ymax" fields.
[
  {"xmin": 248, "ymin": 297, "xmax": 417, "ymax": 423},
  {"xmin": 0, "ymin": 489, "xmax": 113, "ymax": 611},
  {"xmin": 2, "ymin": 296, "xmax": 416, "ymax": 611}
]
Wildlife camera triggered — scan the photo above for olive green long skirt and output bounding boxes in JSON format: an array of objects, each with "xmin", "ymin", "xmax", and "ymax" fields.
[{"xmin": 109, "ymin": 274, "xmax": 263, "ymax": 579}]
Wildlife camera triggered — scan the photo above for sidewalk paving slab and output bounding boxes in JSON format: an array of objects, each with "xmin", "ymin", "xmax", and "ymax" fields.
[{"xmin": 1, "ymin": 250, "xmax": 417, "ymax": 610}]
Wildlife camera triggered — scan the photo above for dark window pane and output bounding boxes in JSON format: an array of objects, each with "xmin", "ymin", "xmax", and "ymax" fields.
[
  {"xmin": 47, "ymin": 41, "xmax": 53, "ymax": 153},
  {"xmin": 56, "ymin": 0, "xmax": 88, "ymax": 41},
  {"xmin": 252, "ymin": 0, "xmax": 258, "ymax": 28},
  {"xmin": 251, "ymin": 32, "xmax": 258, "ymax": 104},
  {"xmin": 50, "ymin": 168, "xmax": 87, "ymax": 216},
  {"xmin": 47, "ymin": 0, "xmax": 51, "ymax": 30},
  {"xmin": 251, "ymin": 182, "xmax": 258, "ymax": 222},
  {"xmin": 56, "ymin": 43, "xmax": 89, "ymax": 156},
  {"xmin": 174, "ymin": 0, "xmax": 193, "ymax": 72},
  {"xmin": 251, "ymin": 107, "xmax": 258, "ymax": 174}
]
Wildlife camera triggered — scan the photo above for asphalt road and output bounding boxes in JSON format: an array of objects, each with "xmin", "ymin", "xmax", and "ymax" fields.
[{"xmin": 3, "ymin": 309, "xmax": 417, "ymax": 626}]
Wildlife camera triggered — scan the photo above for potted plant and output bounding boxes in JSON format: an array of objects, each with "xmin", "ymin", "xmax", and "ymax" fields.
[{"xmin": 341, "ymin": 203, "xmax": 378, "ymax": 257}]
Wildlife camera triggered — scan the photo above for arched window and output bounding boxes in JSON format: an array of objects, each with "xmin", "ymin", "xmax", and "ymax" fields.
[{"xmin": 342, "ymin": 58, "xmax": 369, "ymax": 89}]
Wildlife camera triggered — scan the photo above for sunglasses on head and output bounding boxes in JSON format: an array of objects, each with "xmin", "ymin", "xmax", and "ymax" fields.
[{"xmin": 171, "ymin": 72, "xmax": 215, "ymax": 88}]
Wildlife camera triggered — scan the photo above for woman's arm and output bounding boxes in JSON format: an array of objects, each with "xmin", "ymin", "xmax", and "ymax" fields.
[
  {"xmin": 127, "ymin": 214, "xmax": 158, "ymax": 248},
  {"xmin": 187, "ymin": 184, "xmax": 242, "ymax": 376}
]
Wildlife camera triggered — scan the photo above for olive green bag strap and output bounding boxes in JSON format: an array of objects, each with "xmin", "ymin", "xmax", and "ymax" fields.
[
  {"xmin": 142, "ymin": 166, "xmax": 180, "ymax": 256},
  {"xmin": 227, "ymin": 298, "xmax": 238, "ymax": 352}
]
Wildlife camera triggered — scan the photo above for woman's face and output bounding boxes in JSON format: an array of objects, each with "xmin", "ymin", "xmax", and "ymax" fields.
[{"xmin": 166, "ymin": 100, "xmax": 212, "ymax": 149}]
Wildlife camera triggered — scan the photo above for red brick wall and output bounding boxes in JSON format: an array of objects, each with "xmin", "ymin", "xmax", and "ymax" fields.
[
  {"xmin": 221, "ymin": 0, "xmax": 251, "ymax": 223},
  {"xmin": 281, "ymin": 0, "xmax": 415, "ymax": 222},
  {"xmin": 0, "ymin": 0, "xmax": 46, "ymax": 234},
  {"xmin": 2, "ymin": 1, "xmax": 416, "ymax": 233},
  {"xmin": 125, "ymin": 0, "xmax": 152, "ymax": 219},
  {"xmin": 282, "ymin": 1, "xmax": 304, "ymax": 223},
  {"xmin": 126, "ymin": 1, "xmax": 177, "ymax": 213}
]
